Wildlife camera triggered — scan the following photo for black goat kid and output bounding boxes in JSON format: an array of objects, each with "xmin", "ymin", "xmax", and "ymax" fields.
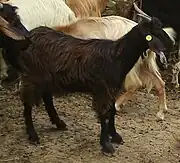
[{"xmin": 0, "ymin": 3, "xmax": 173, "ymax": 154}]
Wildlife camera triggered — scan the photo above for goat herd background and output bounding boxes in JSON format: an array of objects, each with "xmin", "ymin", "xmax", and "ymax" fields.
[{"xmin": 0, "ymin": 0, "xmax": 180, "ymax": 162}]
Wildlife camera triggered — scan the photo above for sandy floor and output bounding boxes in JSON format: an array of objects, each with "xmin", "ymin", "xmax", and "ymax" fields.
[{"xmin": 0, "ymin": 85, "xmax": 180, "ymax": 163}]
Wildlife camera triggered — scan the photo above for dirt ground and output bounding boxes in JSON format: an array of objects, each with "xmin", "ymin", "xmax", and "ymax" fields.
[{"xmin": 0, "ymin": 82, "xmax": 180, "ymax": 163}]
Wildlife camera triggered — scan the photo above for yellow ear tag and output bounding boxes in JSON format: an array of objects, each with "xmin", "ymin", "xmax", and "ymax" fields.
[{"xmin": 146, "ymin": 35, "xmax": 152, "ymax": 41}]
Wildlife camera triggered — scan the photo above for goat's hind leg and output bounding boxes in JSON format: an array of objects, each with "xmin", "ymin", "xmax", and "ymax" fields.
[
  {"xmin": 42, "ymin": 91, "xmax": 67, "ymax": 130},
  {"xmin": 24, "ymin": 103, "xmax": 39, "ymax": 144}
]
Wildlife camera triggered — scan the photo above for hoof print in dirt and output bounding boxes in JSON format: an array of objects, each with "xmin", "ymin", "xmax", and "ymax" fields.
[{"xmin": 111, "ymin": 133, "xmax": 124, "ymax": 145}]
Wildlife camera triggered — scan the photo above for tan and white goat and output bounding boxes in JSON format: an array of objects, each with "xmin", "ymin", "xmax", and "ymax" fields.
[
  {"xmin": 66, "ymin": 0, "xmax": 108, "ymax": 18},
  {"xmin": 54, "ymin": 15, "xmax": 176, "ymax": 120}
]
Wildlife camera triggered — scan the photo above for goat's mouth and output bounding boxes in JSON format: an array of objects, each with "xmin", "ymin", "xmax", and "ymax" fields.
[
  {"xmin": 154, "ymin": 50, "xmax": 168, "ymax": 68},
  {"xmin": 156, "ymin": 51, "xmax": 166, "ymax": 62}
]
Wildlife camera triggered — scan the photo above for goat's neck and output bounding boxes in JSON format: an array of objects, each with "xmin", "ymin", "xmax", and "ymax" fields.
[
  {"xmin": 3, "ymin": 38, "xmax": 23, "ymax": 72},
  {"xmin": 3, "ymin": 21, "xmax": 29, "ymax": 72},
  {"xmin": 115, "ymin": 28, "xmax": 148, "ymax": 76},
  {"xmin": 13, "ymin": 19, "xmax": 29, "ymax": 33},
  {"xmin": 4, "ymin": 19, "xmax": 29, "ymax": 51}
]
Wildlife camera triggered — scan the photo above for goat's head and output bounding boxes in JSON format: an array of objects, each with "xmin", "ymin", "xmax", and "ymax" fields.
[
  {"xmin": 134, "ymin": 3, "xmax": 173, "ymax": 66},
  {"xmin": 0, "ymin": 2, "xmax": 29, "ymax": 49},
  {"xmin": 0, "ymin": 2, "xmax": 24, "ymax": 30},
  {"xmin": 0, "ymin": 14, "xmax": 25, "ymax": 40}
]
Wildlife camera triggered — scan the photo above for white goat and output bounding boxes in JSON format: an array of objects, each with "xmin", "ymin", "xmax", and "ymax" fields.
[
  {"xmin": 8, "ymin": 0, "xmax": 77, "ymax": 30},
  {"xmin": 0, "ymin": 0, "xmax": 77, "ymax": 82},
  {"xmin": 171, "ymin": 61, "xmax": 180, "ymax": 88},
  {"xmin": 54, "ymin": 16, "xmax": 176, "ymax": 120}
]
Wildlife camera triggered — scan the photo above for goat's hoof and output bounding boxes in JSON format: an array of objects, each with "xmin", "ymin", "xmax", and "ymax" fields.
[
  {"xmin": 115, "ymin": 103, "xmax": 121, "ymax": 111},
  {"xmin": 28, "ymin": 132, "xmax": 40, "ymax": 144},
  {"xmin": 56, "ymin": 120, "xmax": 68, "ymax": 130},
  {"xmin": 101, "ymin": 142, "xmax": 115, "ymax": 154},
  {"xmin": 111, "ymin": 133, "xmax": 123, "ymax": 145},
  {"xmin": 156, "ymin": 111, "xmax": 164, "ymax": 120},
  {"xmin": 164, "ymin": 106, "xmax": 168, "ymax": 111},
  {"xmin": 97, "ymin": 119, "xmax": 100, "ymax": 124},
  {"xmin": 175, "ymin": 84, "xmax": 179, "ymax": 88}
]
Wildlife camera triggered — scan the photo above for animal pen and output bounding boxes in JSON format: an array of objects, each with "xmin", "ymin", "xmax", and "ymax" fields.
[{"xmin": 0, "ymin": 0, "xmax": 180, "ymax": 163}]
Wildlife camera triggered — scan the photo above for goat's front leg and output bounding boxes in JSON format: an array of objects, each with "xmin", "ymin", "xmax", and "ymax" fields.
[
  {"xmin": 171, "ymin": 63, "xmax": 180, "ymax": 88},
  {"xmin": 152, "ymin": 74, "xmax": 167, "ymax": 120},
  {"xmin": 42, "ymin": 91, "xmax": 67, "ymax": 130},
  {"xmin": 99, "ymin": 108, "xmax": 123, "ymax": 154},
  {"xmin": 171, "ymin": 73, "xmax": 179, "ymax": 88},
  {"xmin": 94, "ymin": 88, "xmax": 115, "ymax": 154},
  {"xmin": 108, "ymin": 104, "xmax": 123, "ymax": 144},
  {"xmin": 115, "ymin": 89, "xmax": 136, "ymax": 111},
  {"xmin": 93, "ymin": 82, "xmax": 122, "ymax": 154},
  {"xmin": 24, "ymin": 102, "xmax": 39, "ymax": 144},
  {"xmin": 99, "ymin": 110, "xmax": 115, "ymax": 154},
  {"xmin": 0, "ymin": 52, "xmax": 8, "ymax": 80},
  {"xmin": 177, "ymin": 41, "xmax": 180, "ymax": 61}
]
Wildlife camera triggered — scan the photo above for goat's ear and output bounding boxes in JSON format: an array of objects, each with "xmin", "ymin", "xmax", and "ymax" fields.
[
  {"xmin": 2, "ymin": 26, "xmax": 27, "ymax": 40},
  {"xmin": 0, "ymin": 16, "xmax": 26, "ymax": 40}
]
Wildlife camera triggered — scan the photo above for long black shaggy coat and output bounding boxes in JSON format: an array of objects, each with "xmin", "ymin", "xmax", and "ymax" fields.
[
  {"xmin": 14, "ymin": 21, "xmax": 171, "ymax": 127},
  {"xmin": 0, "ymin": 3, "xmax": 173, "ymax": 154},
  {"xmin": 18, "ymin": 26, "xmax": 147, "ymax": 109}
]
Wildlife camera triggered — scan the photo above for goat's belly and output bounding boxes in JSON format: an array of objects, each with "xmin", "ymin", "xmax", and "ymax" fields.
[{"xmin": 53, "ymin": 82, "xmax": 91, "ymax": 93}]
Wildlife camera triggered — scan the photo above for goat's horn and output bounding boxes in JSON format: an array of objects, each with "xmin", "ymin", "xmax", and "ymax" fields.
[
  {"xmin": 133, "ymin": 2, "xmax": 152, "ymax": 20},
  {"xmin": 137, "ymin": 13, "xmax": 152, "ymax": 21},
  {"xmin": 0, "ymin": 3, "xmax": 3, "ymax": 9}
]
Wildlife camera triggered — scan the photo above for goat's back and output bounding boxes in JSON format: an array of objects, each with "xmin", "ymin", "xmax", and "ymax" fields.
[
  {"xmin": 66, "ymin": 0, "xmax": 108, "ymax": 17},
  {"xmin": 7, "ymin": 0, "xmax": 77, "ymax": 30},
  {"xmin": 55, "ymin": 16, "xmax": 137, "ymax": 40},
  {"xmin": 23, "ymin": 27, "xmax": 120, "ymax": 86}
]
